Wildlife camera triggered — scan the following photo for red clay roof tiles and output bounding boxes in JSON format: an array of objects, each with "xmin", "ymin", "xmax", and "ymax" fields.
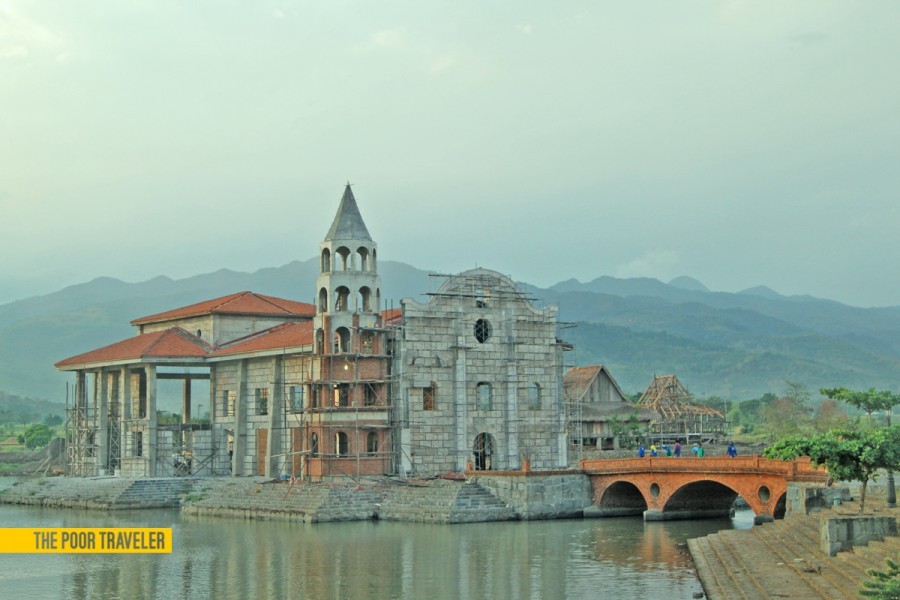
[
  {"xmin": 209, "ymin": 321, "xmax": 314, "ymax": 357},
  {"xmin": 56, "ymin": 328, "xmax": 211, "ymax": 369},
  {"xmin": 130, "ymin": 291, "xmax": 315, "ymax": 326}
]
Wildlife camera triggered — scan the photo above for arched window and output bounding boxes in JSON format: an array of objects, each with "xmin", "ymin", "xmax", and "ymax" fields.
[
  {"xmin": 336, "ymin": 246, "xmax": 351, "ymax": 271},
  {"xmin": 318, "ymin": 288, "xmax": 328, "ymax": 313},
  {"xmin": 528, "ymin": 382, "xmax": 541, "ymax": 410},
  {"xmin": 477, "ymin": 382, "xmax": 492, "ymax": 410},
  {"xmin": 473, "ymin": 432, "xmax": 495, "ymax": 471},
  {"xmin": 335, "ymin": 431, "xmax": 349, "ymax": 456},
  {"xmin": 357, "ymin": 247, "xmax": 369, "ymax": 272},
  {"xmin": 310, "ymin": 433, "xmax": 319, "ymax": 457},
  {"xmin": 334, "ymin": 327, "xmax": 350, "ymax": 353},
  {"xmin": 367, "ymin": 431, "xmax": 378, "ymax": 455},
  {"xmin": 335, "ymin": 286, "xmax": 350, "ymax": 312},
  {"xmin": 321, "ymin": 248, "xmax": 331, "ymax": 273},
  {"xmin": 359, "ymin": 286, "xmax": 372, "ymax": 312},
  {"xmin": 423, "ymin": 383, "xmax": 436, "ymax": 411}
]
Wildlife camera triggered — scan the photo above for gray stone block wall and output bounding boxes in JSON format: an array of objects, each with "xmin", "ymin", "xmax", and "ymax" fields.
[
  {"xmin": 398, "ymin": 269, "xmax": 566, "ymax": 477},
  {"xmin": 475, "ymin": 472, "xmax": 591, "ymax": 519},
  {"xmin": 822, "ymin": 515, "xmax": 898, "ymax": 556}
]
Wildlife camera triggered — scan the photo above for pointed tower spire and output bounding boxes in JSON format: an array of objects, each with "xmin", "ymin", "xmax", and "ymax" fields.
[
  {"xmin": 313, "ymin": 184, "xmax": 381, "ymax": 355},
  {"xmin": 325, "ymin": 184, "xmax": 372, "ymax": 241}
]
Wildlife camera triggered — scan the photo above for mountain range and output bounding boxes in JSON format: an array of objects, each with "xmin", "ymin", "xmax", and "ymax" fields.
[{"xmin": 1, "ymin": 259, "xmax": 898, "ymax": 407}]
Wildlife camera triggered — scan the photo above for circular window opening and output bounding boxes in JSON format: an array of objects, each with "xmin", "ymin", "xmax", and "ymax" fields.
[
  {"xmin": 474, "ymin": 319, "xmax": 491, "ymax": 343},
  {"xmin": 649, "ymin": 483, "xmax": 660, "ymax": 498},
  {"xmin": 758, "ymin": 486, "xmax": 771, "ymax": 503}
]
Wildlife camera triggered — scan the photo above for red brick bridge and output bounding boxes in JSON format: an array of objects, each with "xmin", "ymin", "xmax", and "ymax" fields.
[{"xmin": 581, "ymin": 455, "xmax": 828, "ymax": 524}]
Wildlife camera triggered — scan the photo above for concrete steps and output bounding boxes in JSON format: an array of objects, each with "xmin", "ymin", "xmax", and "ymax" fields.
[
  {"xmin": 114, "ymin": 478, "xmax": 198, "ymax": 508},
  {"xmin": 692, "ymin": 497, "xmax": 899, "ymax": 600},
  {"xmin": 379, "ymin": 480, "xmax": 515, "ymax": 523},
  {"xmin": 687, "ymin": 537, "xmax": 734, "ymax": 600},
  {"xmin": 754, "ymin": 519, "xmax": 859, "ymax": 599}
]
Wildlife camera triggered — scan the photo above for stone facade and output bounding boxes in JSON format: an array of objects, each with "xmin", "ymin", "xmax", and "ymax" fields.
[{"xmin": 398, "ymin": 269, "xmax": 567, "ymax": 475}]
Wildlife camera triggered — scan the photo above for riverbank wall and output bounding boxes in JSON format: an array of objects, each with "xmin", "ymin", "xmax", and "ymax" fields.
[{"xmin": 0, "ymin": 471, "xmax": 593, "ymax": 523}]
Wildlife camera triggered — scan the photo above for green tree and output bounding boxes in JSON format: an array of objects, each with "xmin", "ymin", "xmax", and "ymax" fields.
[
  {"xmin": 764, "ymin": 426, "xmax": 900, "ymax": 514},
  {"xmin": 22, "ymin": 423, "xmax": 54, "ymax": 450},
  {"xmin": 43, "ymin": 414, "xmax": 63, "ymax": 427},
  {"xmin": 823, "ymin": 387, "xmax": 900, "ymax": 506},
  {"xmin": 821, "ymin": 387, "xmax": 899, "ymax": 429},
  {"xmin": 859, "ymin": 556, "xmax": 900, "ymax": 599}
]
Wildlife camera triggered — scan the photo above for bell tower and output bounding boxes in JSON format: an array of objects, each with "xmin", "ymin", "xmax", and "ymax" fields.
[{"xmin": 314, "ymin": 184, "xmax": 381, "ymax": 355}]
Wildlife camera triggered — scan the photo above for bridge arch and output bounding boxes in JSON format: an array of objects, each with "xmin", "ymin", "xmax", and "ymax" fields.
[
  {"xmin": 583, "ymin": 456, "xmax": 823, "ymax": 524},
  {"xmin": 596, "ymin": 481, "xmax": 648, "ymax": 517}
]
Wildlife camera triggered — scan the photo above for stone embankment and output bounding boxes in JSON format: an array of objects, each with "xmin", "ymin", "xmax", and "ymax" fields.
[
  {"xmin": 0, "ymin": 476, "xmax": 198, "ymax": 509},
  {"xmin": 689, "ymin": 493, "xmax": 900, "ymax": 600},
  {"xmin": 183, "ymin": 477, "xmax": 516, "ymax": 523},
  {"xmin": 0, "ymin": 475, "xmax": 517, "ymax": 523}
]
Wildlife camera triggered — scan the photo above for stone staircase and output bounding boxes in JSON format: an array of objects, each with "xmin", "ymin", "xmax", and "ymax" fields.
[
  {"xmin": 379, "ymin": 479, "xmax": 516, "ymax": 523},
  {"xmin": 112, "ymin": 478, "xmax": 199, "ymax": 508},
  {"xmin": 689, "ymin": 506, "xmax": 899, "ymax": 600}
]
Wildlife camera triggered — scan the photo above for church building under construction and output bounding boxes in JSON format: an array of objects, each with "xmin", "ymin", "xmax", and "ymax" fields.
[{"xmin": 56, "ymin": 186, "xmax": 571, "ymax": 480}]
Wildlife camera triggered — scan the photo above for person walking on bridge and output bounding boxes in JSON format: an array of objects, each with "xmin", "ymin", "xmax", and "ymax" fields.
[
  {"xmin": 637, "ymin": 444, "xmax": 646, "ymax": 458},
  {"xmin": 727, "ymin": 442, "xmax": 737, "ymax": 458},
  {"xmin": 674, "ymin": 440, "xmax": 682, "ymax": 457}
]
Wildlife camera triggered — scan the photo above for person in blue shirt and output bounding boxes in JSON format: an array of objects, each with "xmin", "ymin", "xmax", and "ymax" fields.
[
  {"xmin": 727, "ymin": 442, "xmax": 737, "ymax": 458},
  {"xmin": 649, "ymin": 445, "xmax": 658, "ymax": 457},
  {"xmin": 637, "ymin": 444, "xmax": 646, "ymax": 458},
  {"xmin": 662, "ymin": 444, "xmax": 672, "ymax": 457}
]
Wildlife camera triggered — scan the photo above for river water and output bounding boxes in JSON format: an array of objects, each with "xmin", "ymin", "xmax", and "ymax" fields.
[{"xmin": 0, "ymin": 478, "xmax": 754, "ymax": 600}]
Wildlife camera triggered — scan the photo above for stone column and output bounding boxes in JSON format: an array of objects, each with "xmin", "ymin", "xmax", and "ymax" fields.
[
  {"xmin": 232, "ymin": 360, "xmax": 247, "ymax": 476},
  {"xmin": 120, "ymin": 368, "xmax": 131, "ymax": 462},
  {"xmin": 146, "ymin": 365, "xmax": 157, "ymax": 477},
  {"xmin": 506, "ymin": 362, "xmax": 518, "ymax": 469},
  {"xmin": 182, "ymin": 378, "xmax": 192, "ymax": 423},
  {"xmin": 208, "ymin": 365, "xmax": 216, "ymax": 426},
  {"xmin": 97, "ymin": 368, "xmax": 109, "ymax": 472},
  {"xmin": 455, "ymin": 338, "xmax": 468, "ymax": 471},
  {"xmin": 265, "ymin": 357, "xmax": 282, "ymax": 477}
]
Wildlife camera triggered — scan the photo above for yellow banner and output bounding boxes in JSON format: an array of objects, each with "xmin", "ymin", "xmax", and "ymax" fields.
[{"xmin": 0, "ymin": 528, "xmax": 172, "ymax": 553}]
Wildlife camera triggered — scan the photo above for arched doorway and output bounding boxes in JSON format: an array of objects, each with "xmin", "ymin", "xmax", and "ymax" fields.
[{"xmin": 473, "ymin": 432, "xmax": 496, "ymax": 471}]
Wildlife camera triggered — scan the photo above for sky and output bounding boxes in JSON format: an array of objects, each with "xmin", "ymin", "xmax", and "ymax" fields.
[{"xmin": 2, "ymin": 1, "xmax": 899, "ymax": 308}]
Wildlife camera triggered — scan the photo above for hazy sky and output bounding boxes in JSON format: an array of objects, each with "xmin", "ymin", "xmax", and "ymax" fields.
[{"xmin": 2, "ymin": 1, "xmax": 898, "ymax": 307}]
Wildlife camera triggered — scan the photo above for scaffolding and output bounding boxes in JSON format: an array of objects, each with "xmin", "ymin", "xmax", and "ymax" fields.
[
  {"xmin": 637, "ymin": 374, "xmax": 726, "ymax": 444},
  {"xmin": 65, "ymin": 380, "xmax": 97, "ymax": 477},
  {"xmin": 267, "ymin": 319, "xmax": 397, "ymax": 483}
]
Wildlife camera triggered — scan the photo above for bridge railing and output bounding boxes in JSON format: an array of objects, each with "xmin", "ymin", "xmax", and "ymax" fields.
[{"xmin": 580, "ymin": 455, "xmax": 827, "ymax": 481}]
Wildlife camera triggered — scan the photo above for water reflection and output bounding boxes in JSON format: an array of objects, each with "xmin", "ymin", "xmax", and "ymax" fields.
[{"xmin": 0, "ymin": 502, "xmax": 752, "ymax": 600}]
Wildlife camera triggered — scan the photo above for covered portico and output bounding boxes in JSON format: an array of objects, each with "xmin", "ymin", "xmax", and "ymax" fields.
[{"xmin": 56, "ymin": 327, "xmax": 213, "ymax": 477}]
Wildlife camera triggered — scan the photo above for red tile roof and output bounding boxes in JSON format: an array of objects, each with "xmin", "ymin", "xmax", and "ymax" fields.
[
  {"xmin": 381, "ymin": 307, "xmax": 402, "ymax": 326},
  {"xmin": 131, "ymin": 291, "xmax": 316, "ymax": 326},
  {"xmin": 56, "ymin": 328, "xmax": 211, "ymax": 369},
  {"xmin": 209, "ymin": 321, "xmax": 314, "ymax": 357}
]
